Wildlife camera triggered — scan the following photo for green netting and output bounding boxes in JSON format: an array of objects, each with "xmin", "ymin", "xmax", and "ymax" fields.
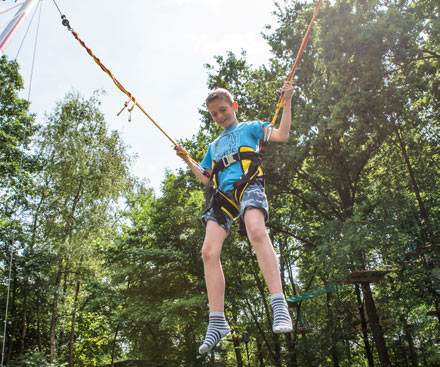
[{"xmin": 286, "ymin": 283, "xmax": 351, "ymax": 303}]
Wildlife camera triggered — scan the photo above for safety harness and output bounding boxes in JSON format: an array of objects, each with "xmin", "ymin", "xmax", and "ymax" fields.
[{"xmin": 204, "ymin": 126, "xmax": 273, "ymax": 235}]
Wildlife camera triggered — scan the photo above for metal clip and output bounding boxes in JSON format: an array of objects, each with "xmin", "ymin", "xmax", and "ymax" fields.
[
  {"xmin": 221, "ymin": 154, "xmax": 236, "ymax": 168},
  {"xmin": 61, "ymin": 15, "xmax": 72, "ymax": 31},
  {"xmin": 264, "ymin": 124, "xmax": 273, "ymax": 142},
  {"xmin": 117, "ymin": 96, "xmax": 136, "ymax": 122}
]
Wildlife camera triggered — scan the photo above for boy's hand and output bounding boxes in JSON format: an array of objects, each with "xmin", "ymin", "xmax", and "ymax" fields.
[
  {"xmin": 174, "ymin": 144, "xmax": 188, "ymax": 159},
  {"xmin": 281, "ymin": 80, "xmax": 294, "ymax": 101}
]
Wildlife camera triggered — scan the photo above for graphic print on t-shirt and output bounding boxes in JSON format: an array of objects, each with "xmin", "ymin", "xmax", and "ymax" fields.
[{"xmin": 212, "ymin": 131, "xmax": 242, "ymax": 161}]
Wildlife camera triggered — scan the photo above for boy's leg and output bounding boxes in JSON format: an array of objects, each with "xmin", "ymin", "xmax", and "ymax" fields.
[
  {"xmin": 202, "ymin": 220, "xmax": 228, "ymax": 312},
  {"xmin": 199, "ymin": 220, "xmax": 230, "ymax": 353},
  {"xmin": 244, "ymin": 208, "xmax": 282, "ymax": 294},
  {"xmin": 244, "ymin": 208, "xmax": 292, "ymax": 333}
]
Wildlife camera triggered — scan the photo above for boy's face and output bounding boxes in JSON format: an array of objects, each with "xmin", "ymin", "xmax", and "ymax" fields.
[{"xmin": 207, "ymin": 99, "xmax": 238, "ymax": 130}]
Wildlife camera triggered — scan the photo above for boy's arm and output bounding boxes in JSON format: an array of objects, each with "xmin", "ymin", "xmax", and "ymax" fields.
[
  {"xmin": 174, "ymin": 145, "xmax": 210, "ymax": 186},
  {"xmin": 266, "ymin": 81, "xmax": 294, "ymax": 143}
]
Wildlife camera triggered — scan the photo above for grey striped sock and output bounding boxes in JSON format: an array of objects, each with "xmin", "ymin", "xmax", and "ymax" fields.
[
  {"xmin": 271, "ymin": 293, "xmax": 293, "ymax": 334},
  {"xmin": 199, "ymin": 312, "xmax": 231, "ymax": 354}
]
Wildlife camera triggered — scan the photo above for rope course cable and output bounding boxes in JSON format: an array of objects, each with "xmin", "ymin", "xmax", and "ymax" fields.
[
  {"xmin": 24, "ymin": 0, "xmax": 41, "ymax": 100},
  {"xmin": 0, "ymin": 2, "xmax": 23, "ymax": 16},
  {"xmin": 13, "ymin": 0, "xmax": 39, "ymax": 59}
]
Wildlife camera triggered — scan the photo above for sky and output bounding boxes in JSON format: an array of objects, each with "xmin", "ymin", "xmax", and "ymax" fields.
[{"xmin": 0, "ymin": 0, "xmax": 278, "ymax": 193}]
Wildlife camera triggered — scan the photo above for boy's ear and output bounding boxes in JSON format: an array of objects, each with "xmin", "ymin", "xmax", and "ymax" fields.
[{"xmin": 233, "ymin": 101, "xmax": 238, "ymax": 111}]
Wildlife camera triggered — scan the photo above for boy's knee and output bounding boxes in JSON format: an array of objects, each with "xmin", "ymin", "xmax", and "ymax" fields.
[
  {"xmin": 201, "ymin": 242, "xmax": 220, "ymax": 262},
  {"xmin": 244, "ymin": 209, "xmax": 267, "ymax": 241},
  {"xmin": 246, "ymin": 224, "xmax": 267, "ymax": 243}
]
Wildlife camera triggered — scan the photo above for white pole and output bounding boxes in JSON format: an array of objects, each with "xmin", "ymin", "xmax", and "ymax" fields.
[{"xmin": 0, "ymin": 0, "xmax": 39, "ymax": 56}]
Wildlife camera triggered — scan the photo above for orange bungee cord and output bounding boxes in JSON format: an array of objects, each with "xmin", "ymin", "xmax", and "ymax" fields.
[
  {"xmin": 56, "ymin": 0, "xmax": 321, "ymax": 172},
  {"xmin": 59, "ymin": 14, "xmax": 205, "ymax": 172},
  {"xmin": 270, "ymin": 0, "xmax": 322, "ymax": 127}
]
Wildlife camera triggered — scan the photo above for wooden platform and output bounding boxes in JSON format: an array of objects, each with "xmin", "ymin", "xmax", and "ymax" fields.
[
  {"xmin": 426, "ymin": 310, "xmax": 440, "ymax": 317},
  {"xmin": 345, "ymin": 269, "xmax": 392, "ymax": 284}
]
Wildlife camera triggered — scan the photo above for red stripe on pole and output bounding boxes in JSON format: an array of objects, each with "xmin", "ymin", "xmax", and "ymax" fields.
[{"xmin": 0, "ymin": 13, "xmax": 26, "ymax": 54}]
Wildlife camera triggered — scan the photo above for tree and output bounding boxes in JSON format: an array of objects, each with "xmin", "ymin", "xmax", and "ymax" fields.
[
  {"xmin": 0, "ymin": 55, "xmax": 38, "ymax": 366},
  {"xmin": 3, "ymin": 90, "xmax": 134, "ymax": 366},
  {"xmin": 35, "ymin": 91, "xmax": 132, "ymax": 364}
]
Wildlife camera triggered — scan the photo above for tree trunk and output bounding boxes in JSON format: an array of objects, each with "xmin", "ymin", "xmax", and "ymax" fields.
[
  {"xmin": 111, "ymin": 329, "xmax": 119, "ymax": 367},
  {"xmin": 5, "ymin": 273, "xmax": 17, "ymax": 366},
  {"xmin": 392, "ymin": 119, "xmax": 439, "ymax": 256},
  {"xmin": 49, "ymin": 257, "xmax": 64, "ymax": 363},
  {"xmin": 68, "ymin": 279, "xmax": 81, "ymax": 367},
  {"xmin": 326, "ymin": 292, "xmax": 340, "ymax": 367},
  {"xmin": 50, "ymin": 180, "xmax": 82, "ymax": 363},
  {"xmin": 19, "ymin": 289, "xmax": 27, "ymax": 354},
  {"xmin": 36, "ymin": 294, "xmax": 42, "ymax": 352},
  {"xmin": 273, "ymin": 333, "xmax": 281, "ymax": 367},
  {"xmin": 344, "ymin": 336, "xmax": 353, "ymax": 365},
  {"xmin": 256, "ymin": 337, "xmax": 264, "ymax": 367},
  {"xmin": 279, "ymin": 238, "xmax": 296, "ymax": 367},
  {"xmin": 361, "ymin": 282, "xmax": 391, "ymax": 367},
  {"xmin": 402, "ymin": 319, "xmax": 418, "ymax": 367},
  {"xmin": 302, "ymin": 333, "xmax": 313, "ymax": 367},
  {"xmin": 355, "ymin": 284, "xmax": 375, "ymax": 367},
  {"xmin": 232, "ymin": 334, "xmax": 243, "ymax": 367},
  {"xmin": 287, "ymin": 263, "xmax": 298, "ymax": 367},
  {"xmin": 284, "ymin": 332, "xmax": 296, "ymax": 367},
  {"xmin": 58, "ymin": 269, "xmax": 69, "ymax": 359}
]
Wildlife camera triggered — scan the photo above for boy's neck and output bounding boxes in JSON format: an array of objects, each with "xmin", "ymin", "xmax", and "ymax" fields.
[{"xmin": 223, "ymin": 120, "xmax": 239, "ymax": 130}]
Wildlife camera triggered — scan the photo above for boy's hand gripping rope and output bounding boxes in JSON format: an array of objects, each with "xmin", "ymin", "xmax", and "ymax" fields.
[
  {"xmin": 270, "ymin": 0, "xmax": 322, "ymax": 127},
  {"xmin": 59, "ymin": 15, "xmax": 207, "ymax": 174}
]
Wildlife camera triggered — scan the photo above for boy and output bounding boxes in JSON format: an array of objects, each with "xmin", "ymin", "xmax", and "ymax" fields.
[{"xmin": 175, "ymin": 81, "xmax": 294, "ymax": 354}]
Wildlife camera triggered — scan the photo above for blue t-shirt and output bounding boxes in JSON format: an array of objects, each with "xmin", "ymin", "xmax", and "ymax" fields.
[{"xmin": 201, "ymin": 121, "xmax": 268, "ymax": 192}]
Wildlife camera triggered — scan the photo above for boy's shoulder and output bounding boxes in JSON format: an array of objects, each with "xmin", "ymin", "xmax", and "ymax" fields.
[
  {"xmin": 210, "ymin": 121, "xmax": 265, "ymax": 143},
  {"xmin": 238, "ymin": 120, "xmax": 267, "ymax": 135},
  {"xmin": 232, "ymin": 120, "xmax": 265, "ymax": 131}
]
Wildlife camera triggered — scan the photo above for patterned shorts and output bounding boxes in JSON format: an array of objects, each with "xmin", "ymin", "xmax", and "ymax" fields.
[{"xmin": 201, "ymin": 178, "xmax": 269, "ymax": 233}]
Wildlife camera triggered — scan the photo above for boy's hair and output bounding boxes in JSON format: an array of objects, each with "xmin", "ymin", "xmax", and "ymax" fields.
[{"xmin": 205, "ymin": 88, "xmax": 234, "ymax": 106}]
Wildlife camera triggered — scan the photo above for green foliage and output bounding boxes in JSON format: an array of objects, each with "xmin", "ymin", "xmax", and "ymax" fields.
[
  {"xmin": 0, "ymin": 55, "xmax": 38, "ymax": 273},
  {"xmin": 2, "ymin": 0, "xmax": 439, "ymax": 366},
  {"xmin": 8, "ymin": 349, "xmax": 64, "ymax": 367},
  {"xmin": 0, "ymin": 55, "xmax": 37, "ymax": 190}
]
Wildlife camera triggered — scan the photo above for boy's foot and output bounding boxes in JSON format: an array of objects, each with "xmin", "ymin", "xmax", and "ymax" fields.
[
  {"xmin": 199, "ymin": 312, "xmax": 231, "ymax": 354},
  {"xmin": 271, "ymin": 293, "xmax": 293, "ymax": 334}
]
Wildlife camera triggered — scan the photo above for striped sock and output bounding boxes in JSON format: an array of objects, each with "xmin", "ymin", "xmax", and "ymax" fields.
[
  {"xmin": 199, "ymin": 312, "xmax": 231, "ymax": 354},
  {"xmin": 271, "ymin": 293, "xmax": 293, "ymax": 334}
]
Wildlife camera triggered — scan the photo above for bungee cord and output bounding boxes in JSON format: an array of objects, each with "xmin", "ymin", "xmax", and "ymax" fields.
[
  {"xmin": 51, "ymin": 0, "xmax": 321, "ymax": 172},
  {"xmin": 270, "ymin": 0, "xmax": 322, "ymax": 127},
  {"xmin": 60, "ymin": 15, "xmax": 177, "ymax": 146},
  {"xmin": 52, "ymin": 0, "xmax": 206, "ymax": 172}
]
